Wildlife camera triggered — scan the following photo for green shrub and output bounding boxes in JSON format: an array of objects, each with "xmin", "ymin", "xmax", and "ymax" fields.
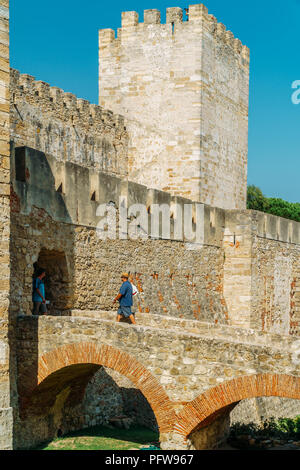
[
  {"xmin": 230, "ymin": 415, "xmax": 300, "ymax": 440},
  {"xmin": 247, "ymin": 185, "xmax": 300, "ymax": 223}
]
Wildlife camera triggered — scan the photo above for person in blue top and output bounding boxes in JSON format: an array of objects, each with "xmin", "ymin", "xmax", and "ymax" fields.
[
  {"xmin": 113, "ymin": 272, "xmax": 136, "ymax": 324},
  {"xmin": 32, "ymin": 267, "xmax": 48, "ymax": 315}
]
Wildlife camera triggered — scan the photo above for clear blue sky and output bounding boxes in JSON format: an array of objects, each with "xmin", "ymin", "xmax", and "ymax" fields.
[{"xmin": 10, "ymin": 0, "xmax": 300, "ymax": 202}]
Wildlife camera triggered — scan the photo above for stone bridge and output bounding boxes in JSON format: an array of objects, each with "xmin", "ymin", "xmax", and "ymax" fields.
[{"xmin": 16, "ymin": 310, "xmax": 300, "ymax": 449}]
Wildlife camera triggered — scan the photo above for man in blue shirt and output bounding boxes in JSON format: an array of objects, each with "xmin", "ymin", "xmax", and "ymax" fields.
[
  {"xmin": 32, "ymin": 268, "xmax": 48, "ymax": 315},
  {"xmin": 113, "ymin": 272, "xmax": 136, "ymax": 324}
]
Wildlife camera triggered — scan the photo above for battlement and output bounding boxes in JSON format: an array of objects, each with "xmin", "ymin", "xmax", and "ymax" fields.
[
  {"xmin": 99, "ymin": 4, "xmax": 249, "ymax": 62},
  {"xmin": 11, "ymin": 69, "xmax": 125, "ymax": 129},
  {"xmin": 10, "ymin": 68, "xmax": 129, "ymax": 176}
]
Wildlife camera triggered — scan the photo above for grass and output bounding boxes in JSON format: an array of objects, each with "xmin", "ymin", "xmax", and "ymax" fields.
[{"xmin": 33, "ymin": 425, "xmax": 159, "ymax": 451}]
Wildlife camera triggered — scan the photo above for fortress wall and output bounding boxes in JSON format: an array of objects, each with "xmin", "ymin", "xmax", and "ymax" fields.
[
  {"xmin": 11, "ymin": 207, "xmax": 228, "ymax": 323},
  {"xmin": 10, "ymin": 146, "xmax": 228, "ymax": 323},
  {"xmin": 224, "ymin": 210, "xmax": 300, "ymax": 335},
  {"xmin": 0, "ymin": 0, "xmax": 12, "ymax": 450},
  {"xmin": 10, "ymin": 146, "xmax": 300, "ymax": 335},
  {"xmin": 99, "ymin": 5, "xmax": 249, "ymax": 209},
  {"xmin": 10, "ymin": 69, "xmax": 129, "ymax": 177}
]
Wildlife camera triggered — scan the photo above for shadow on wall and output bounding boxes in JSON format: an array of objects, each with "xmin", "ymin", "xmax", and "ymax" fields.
[
  {"xmin": 10, "ymin": 145, "xmax": 75, "ymax": 317},
  {"xmin": 34, "ymin": 249, "xmax": 72, "ymax": 315},
  {"xmin": 10, "ymin": 145, "xmax": 77, "ymax": 447},
  {"xmin": 15, "ymin": 363, "xmax": 158, "ymax": 449}
]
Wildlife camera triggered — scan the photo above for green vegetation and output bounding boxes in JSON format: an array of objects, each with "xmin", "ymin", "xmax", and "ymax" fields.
[
  {"xmin": 33, "ymin": 425, "xmax": 159, "ymax": 451},
  {"xmin": 247, "ymin": 185, "xmax": 300, "ymax": 223},
  {"xmin": 230, "ymin": 416, "xmax": 300, "ymax": 440}
]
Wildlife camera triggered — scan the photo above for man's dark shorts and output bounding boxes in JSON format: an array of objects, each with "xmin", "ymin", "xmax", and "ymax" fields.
[
  {"xmin": 118, "ymin": 306, "xmax": 132, "ymax": 318},
  {"xmin": 33, "ymin": 301, "xmax": 47, "ymax": 315}
]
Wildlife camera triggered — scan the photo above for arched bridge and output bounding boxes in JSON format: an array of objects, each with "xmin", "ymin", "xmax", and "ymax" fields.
[{"xmin": 16, "ymin": 310, "xmax": 300, "ymax": 449}]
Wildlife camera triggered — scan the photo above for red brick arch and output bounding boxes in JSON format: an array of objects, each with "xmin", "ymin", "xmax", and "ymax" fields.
[
  {"xmin": 175, "ymin": 373, "xmax": 300, "ymax": 437},
  {"xmin": 32, "ymin": 342, "xmax": 175, "ymax": 433}
]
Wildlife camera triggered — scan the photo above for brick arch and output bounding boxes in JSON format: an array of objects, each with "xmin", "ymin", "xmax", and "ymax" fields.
[
  {"xmin": 29, "ymin": 342, "xmax": 176, "ymax": 433},
  {"xmin": 175, "ymin": 374, "xmax": 300, "ymax": 437}
]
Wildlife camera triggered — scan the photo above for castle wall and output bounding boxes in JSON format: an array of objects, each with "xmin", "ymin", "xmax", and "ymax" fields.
[
  {"xmin": 223, "ymin": 210, "xmax": 300, "ymax": 334},
  {"xmin": 98, "ymin": 5, "xmax": 249, "ymax": 209},
  {"xmin": 0, "ymin": 0, "xmax": 12, "ymax": 450},
  {"xmin": 10, "ymin": 146, "xmax": 228, "ymax": 323},
  {"xmin": 10, "ymin": 69, "xmax": 129, "ymax": 178}
]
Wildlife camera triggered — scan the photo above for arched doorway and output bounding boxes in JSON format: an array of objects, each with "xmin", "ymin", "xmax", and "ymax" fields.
[{"xmin": 34, "ymin": 248, "xmax": 71, "ymax": 315}]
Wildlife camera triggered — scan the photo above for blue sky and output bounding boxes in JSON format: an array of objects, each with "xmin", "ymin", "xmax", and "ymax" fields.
[{"xmin": 10, "ymin": 0, "xmax": 300, "ymax": 202}]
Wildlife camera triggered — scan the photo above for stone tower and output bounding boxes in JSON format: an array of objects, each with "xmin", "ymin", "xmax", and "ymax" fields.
[{"xmin": 99, "ymin": 4, "xmax": 250, "ymax": 210}]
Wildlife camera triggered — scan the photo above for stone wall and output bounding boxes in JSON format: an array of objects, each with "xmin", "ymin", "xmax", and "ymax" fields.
[
  {"xmin": 10, "ymin": 146, "xmax": 228, "ymax": 322},
  {"xmin": 223, "ymin": 210, "xmax": 300, "ymax": 334},
  {"xmin": 0, "ymin": 0, "xmax": 12, "ymax": 450},
  {"xmin": 98, "ymin": 5, "xmax": 249, "ymax": 210},
  {"xmin": 231, "ymin": 397, "xmax": 300, "ymax": 426},
  {"xmin": 188, "ymin": 412, "xmax": 230, "ymax": 450},
  {"xmin": 10, "ymin": 197, "xmax": 228, "ymax": 323},
  {"xmin": 10, "ymin": 69, "xmax": 128, "ymax": 178}
]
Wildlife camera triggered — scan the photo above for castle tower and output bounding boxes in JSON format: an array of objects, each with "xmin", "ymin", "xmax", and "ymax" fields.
[{"xmin": 99, "ymin": 4, "xmax": 250, "ymax": 209}]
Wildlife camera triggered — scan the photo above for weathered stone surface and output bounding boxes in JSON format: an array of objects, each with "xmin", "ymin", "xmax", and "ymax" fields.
[{"xmin": 99, "ymin": 6, "xmax": 249, "ymax": 210}]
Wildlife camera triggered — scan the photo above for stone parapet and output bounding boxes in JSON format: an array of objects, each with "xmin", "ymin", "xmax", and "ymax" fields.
[{"xmin": 10, "ymin": 69, "xmax": 128, "ymax": 177}]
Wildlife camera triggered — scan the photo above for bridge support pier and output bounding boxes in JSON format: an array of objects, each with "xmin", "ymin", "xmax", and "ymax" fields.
[
  {"xmin": 160, "ymin": 432, "xmax": 189, "ymax": 450},
  {"xmin": 161, "ymin": 410, "xmax": 231, "ymax": 450}
]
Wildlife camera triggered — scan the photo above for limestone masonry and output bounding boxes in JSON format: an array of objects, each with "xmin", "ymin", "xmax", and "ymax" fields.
[{"xmin": 0, "ymin": 2, "xmax": 300, "ymax": 450}]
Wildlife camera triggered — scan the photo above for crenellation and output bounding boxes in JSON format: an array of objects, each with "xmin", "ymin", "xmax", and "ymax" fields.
[
  {"xmin": 121, "ymin": 11, "xmax": 139, "ymax": 28},
  {"xmin": 19, "ymin": 73, "xmax": 35, "ymax": 90},
  {"xmin": 225, "ymin": 30, "xmax": 235, "ymax": 48},
  {"xmin": 233, "ymin": 38, "xmax": 243, "ymax": 54},
  {"xmin": 144, "ymin": 9, "xmax": 161, "ymax": 25},
  {"xmin": 98, "ymin": 28, "xmax": 115, "ymax": 48},
  {"xmin": 207, "ymin": 14, "xmax": 217, "ymax": 33},
  {"xmin": 63, "ymin": 92, "xmax": 77, "ymax": 108},
  {"xmin": 166, "ymin": 7, "xmax": 183, "ymax": 24},
  {"xmin": 89, "ymin": 102, "xmax": 103, "ymax": 119},
  {"xmin": 10, "ymin": 68, "xmax": 129, "ymax": 176},
  {"xmin": 188, "ymin": 3, "xmax": 209, "ymax": 21},
  {"xmin": 99, "ymin": 4, "xmax": 250, "ymax": 209},
  {"xmin": 98, "ymin": 4, "xmax": 248, "ymax": 54},
  {"xmin": 242, "ymin": 45, "xmax": 250, "ymax": 62},
  {"xmin": 215, "ymin": 22, "xmax": 226, "ymax": 40},
  {"xmin": 34, "ymin": 81, "xmax": 50, "ymax": 99},
  {"xmin": 49, "ymin": 86, "xmax": 64, "ymax": 103},
  {"xmin": 76, "ymin": 98, "xmax": 90, "ymax": 113}
]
